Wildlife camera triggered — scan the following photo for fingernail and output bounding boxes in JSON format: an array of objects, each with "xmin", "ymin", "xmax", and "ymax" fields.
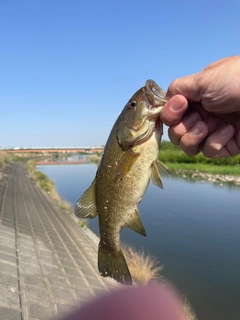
[
  {"xmin": 190, "ymin": 123, "xmax": 202, "ymax": 136},
  {"xmin": 169, "ymin": 100, "xmax": 184, "ymax": 111},
  {"xmin": 219, "ymin": 124, "xmax": 232, "ymax": 135}
]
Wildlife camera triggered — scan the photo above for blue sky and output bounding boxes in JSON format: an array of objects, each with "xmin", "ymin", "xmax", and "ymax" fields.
[{"xmin": 0, "ymin": 0, "xmax": 239, "ymax": 148}]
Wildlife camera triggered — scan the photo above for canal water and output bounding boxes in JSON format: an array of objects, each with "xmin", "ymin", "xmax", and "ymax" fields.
[{"xmin": 37, "ymin": 163, "xmax": 240, "ymax": 320}]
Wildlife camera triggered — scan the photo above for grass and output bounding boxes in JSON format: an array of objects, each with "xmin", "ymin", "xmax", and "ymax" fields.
[
  {"xmin": 0, "ymin": 151, "xmax": 10, "ymax": 168},
  {"xmin": 165, "ymin": 162, "xmax": 240, "ymax": 175},
  {"xmin": 0, "ymin": 151, "xmax": 27, "ymax": 169},
  {"xmin": 159, "ymin": 141, "xmax": 240, "ymax": 176},
  {"xmin": 26, "ymin": 159, "xmax": 87, "ymax": 227},
  {"xmin": 122, "ymin": 244, "xmax": 163, "ymax": 285},
  {"xmin": 34, "ymin": 170, "xmax": 56, "ymax": 194},
  {"xmin": 122, "ymin": 244, "xmax": 197, "ymax": 319},
  {"xmin": 27, "ymin": 159, "xmax": 61, "ymax": 202},
  {"xmin": 78, "ymin": 219, "xmax": 88, "ymax": 228},
  {"xmin": 183, "ymin": 299, "xmax": 198, "ymax": 320}
]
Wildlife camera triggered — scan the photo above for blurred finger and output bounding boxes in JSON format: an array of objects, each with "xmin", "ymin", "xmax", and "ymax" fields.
[
  {"xmin": 160, "ymin": 95, "xmax": 188, "ymax": 126},
  {"xmin": 179, "ymin": 121, "xmax": 208, "ymax": 156},
  {"xmin": 61, "ymin": 284, "xmax": 186, "ymax": 320},
  {"xmin": 168, "ymin": 111, "xmax": 202, "ymax": 145},
  {"xmin": 202, "ymin": 124, "xmax": 235, "ymax": 158}
]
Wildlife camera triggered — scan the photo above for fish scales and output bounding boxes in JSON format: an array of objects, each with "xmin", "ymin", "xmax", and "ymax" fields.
[
  {"xmin": 97, "ymin": 124, "xmax": 160, "ymax": 247},
  {"xmin": 75, "ymin": 81, "xmax": 170, "ymax": 285}
]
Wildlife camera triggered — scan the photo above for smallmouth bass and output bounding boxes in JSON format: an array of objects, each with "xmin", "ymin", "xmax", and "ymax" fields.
[{"xmin": 75, "ymin": 80, "xmax": 170, "ymax": 285}]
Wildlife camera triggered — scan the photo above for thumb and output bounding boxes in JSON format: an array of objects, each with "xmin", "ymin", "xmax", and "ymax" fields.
[{"xmin": 166, "ymin": 73, "xmax": 203, "ymax": 102}]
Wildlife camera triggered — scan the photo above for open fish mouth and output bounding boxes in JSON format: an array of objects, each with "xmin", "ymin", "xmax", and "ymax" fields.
[{"xmin": 145, "ymin": 79, "xmax": 168, "ymax": 109}]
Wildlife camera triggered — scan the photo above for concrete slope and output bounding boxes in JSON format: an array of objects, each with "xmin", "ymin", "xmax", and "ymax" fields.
[{"xmin": 0, "ymin": 163, "xmax": 116, "ymax": 320}]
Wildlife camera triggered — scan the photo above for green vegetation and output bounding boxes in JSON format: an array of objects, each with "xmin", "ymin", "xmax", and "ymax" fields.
[
  {"xmin": 27, "ymin": 159, "xmax": 59, "ymax": 198},
  {"xmin": 34, "ymin": 170, "xmax": 55, "ymax": 193},
  {"xmin": 26, "ymin": 158, "xmax": 36, "ymax": 174},
  {"xmin": 26, "ymin": 159, "xmax": 87, "ymax": 227},
  {"xmin": 166, "ymin": 162, "xmax": 240, "ymax": 175},
  {"xmin": 0, "ymin": 152, "xmax": 8, "ymax": 168},
  {"xmin": 0, "ymin": 151, "xmax": 25, "ymax": 168},
  {"xmin": 159, "ymin": 141, "xmax": 240, "ymax": 175}
]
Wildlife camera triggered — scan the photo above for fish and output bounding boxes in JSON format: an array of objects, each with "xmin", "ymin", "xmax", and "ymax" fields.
[{"xmin": 74, "ymin": 80, "xmax": 170, "ymax": 285}]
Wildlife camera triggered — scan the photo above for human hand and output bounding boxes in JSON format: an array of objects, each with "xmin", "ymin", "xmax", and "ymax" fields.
[
  {"xmin": 59, "ymin": 284, "xmax": 186, "ymax": 320},
  {"xmin": 160, "ymin": 56, "xmax": 240, "ymax": 158}
]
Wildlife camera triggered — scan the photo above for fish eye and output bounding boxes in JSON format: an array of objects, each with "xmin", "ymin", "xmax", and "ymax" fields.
[{"xmin": 128, "ymin": 101, "xmax": 137, "ymax": 108}]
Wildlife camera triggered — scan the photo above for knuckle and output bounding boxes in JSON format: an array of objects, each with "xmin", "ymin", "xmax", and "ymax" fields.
[{"xmin": 167, "ymin": 78, "xmax": 181, "ymax": 96}]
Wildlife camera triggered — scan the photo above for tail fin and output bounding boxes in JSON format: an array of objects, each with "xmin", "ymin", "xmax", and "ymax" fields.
[{"xmin": 98, "ymin": 243, "xmax": 132, "ymax": 286}]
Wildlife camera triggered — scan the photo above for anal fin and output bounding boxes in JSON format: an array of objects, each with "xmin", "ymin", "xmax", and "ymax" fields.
[{"xmin": 124, "ymin": 208, "xmax": 146, "ymax": 237}]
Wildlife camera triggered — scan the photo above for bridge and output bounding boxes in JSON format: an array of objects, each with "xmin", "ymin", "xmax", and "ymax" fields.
[{"xmin": 2, "ymin": 147, "xmax": 104, "ymax": 154}]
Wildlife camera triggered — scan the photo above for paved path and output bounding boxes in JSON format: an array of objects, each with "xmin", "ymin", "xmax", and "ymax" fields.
[{"xmin": 0, "ymin": 163, "xmax": 116, "ymax": 320}]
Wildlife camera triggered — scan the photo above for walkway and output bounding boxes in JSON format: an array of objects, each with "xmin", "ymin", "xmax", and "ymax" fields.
[{"xmin": 0, "ymin": 163, "xmax": 116, "ymax": 320}]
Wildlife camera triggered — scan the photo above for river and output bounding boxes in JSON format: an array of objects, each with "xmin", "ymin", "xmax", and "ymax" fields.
[{"xmin": 37, "ymin": 163, "xmax": 240, "ymax": 320}]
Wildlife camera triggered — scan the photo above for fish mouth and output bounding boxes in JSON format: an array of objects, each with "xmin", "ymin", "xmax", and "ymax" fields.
[{"xmin": 145, "ymin": 80, "xmax": 168, "ymax": 109}]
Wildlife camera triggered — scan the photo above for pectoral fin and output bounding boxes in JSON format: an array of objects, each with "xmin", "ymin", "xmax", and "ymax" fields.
[
  {"xmin": 124, "ymin": 208, "xmax": 146, "ymax": 237},
  {"xmin": 151, "ymin": 159, "xmax": 171, "ymax": 189},
  {"xmin": 115, "ymin": 149, "xmax": 140, "ymax": 182},
  {"xmin": 74, "ymin": 179, "xmax": 98, "ymax": 219},
  {"xmin": 156, "ymin": 159, "xmax": 171, "ymax": 175}
]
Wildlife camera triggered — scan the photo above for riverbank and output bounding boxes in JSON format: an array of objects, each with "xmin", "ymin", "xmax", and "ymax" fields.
[
  {"xmin": 174, "ymin": 169, "xmax": 240, "ymax": 186},
  {"xmin": 26, "ymin": 159, "xmax": 88, "ymax": 228},
  {"xmin": 164, "ymin": 162, "xmax": 240, "ymax": 186}
]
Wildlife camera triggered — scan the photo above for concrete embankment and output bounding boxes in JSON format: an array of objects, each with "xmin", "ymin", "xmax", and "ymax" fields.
[{"xmin": 0, "ymin": 163, "xmax": 116, "ymax": 320}]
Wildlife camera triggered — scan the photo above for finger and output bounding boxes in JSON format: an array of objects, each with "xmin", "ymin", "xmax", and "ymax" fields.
[
  {"xmin": 179, "ymin": 121, "xmax": 208, "ymax": 156},
  {"xmin": 202, "ymin": 124, "xmax": 235, "ymax": 158},
  {"xmin": 160, "ymin": 95, "xmax": 188, "ymax": 126},
  {"xmin": 62, "ymin": 284, "xmax": 186, "ymax": 320},
  {"xmin": 166, "ymin": 74, "xmax": 203, "ymax": 102},
  {"xmin": 168, "ymin": 111, "xmax": 202, "ymax": 145}
]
